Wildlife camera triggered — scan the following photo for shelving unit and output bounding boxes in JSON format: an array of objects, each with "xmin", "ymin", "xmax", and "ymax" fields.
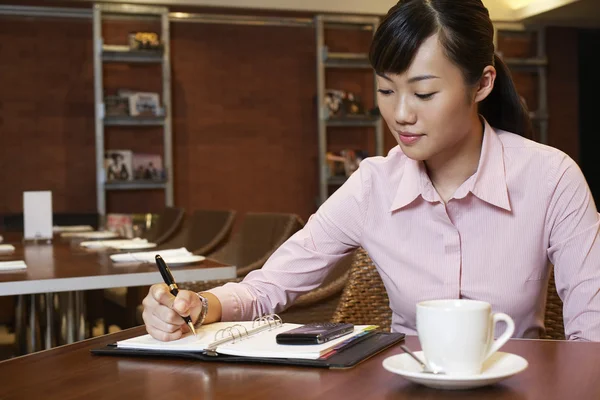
[
  {"xmin": 315, "ymin": 14, "xmax": 384, "ymax": 206},
  {"xmin": 494, "ymin": 24, "xmax": 548, "ymax": 144},
  {"xmin": 101, "ymin": 45, "xmax": 164, "ymax": 63},
  {"xmin": 92, "ymin": 3, "xmax": 174, "ymax": 218},
  {"xmin": 104, "ymin": 180, "xmax": 168, "ymax": 190}
]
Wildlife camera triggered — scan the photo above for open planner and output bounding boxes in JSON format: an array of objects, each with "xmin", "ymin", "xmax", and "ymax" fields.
[{"xmin": 92, "ymin": 315, "xmax": 405, "ymax": 369}]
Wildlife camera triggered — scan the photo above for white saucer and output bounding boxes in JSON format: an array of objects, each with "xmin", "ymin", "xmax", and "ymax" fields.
[{"xmin": 382, "ymin": 351, "xmax": 528, "ymax": 390}]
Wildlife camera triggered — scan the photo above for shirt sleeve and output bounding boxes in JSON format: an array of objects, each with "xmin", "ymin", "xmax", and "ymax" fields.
[
  {"xmin": 546, "ymin": 154, "xmax": 600, "ymax": 341},
  {"xmin": 207, "ymin": 163, "xmax": 373, "ymax": 321}
]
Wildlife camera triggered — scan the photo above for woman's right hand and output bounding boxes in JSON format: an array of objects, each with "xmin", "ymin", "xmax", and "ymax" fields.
[
  {"xmin": 142, "ymin": 283, "xmax": 203, "ymax": 341},
  {"xmin": 142, "ymin": 284, "xmax": 223, "ymax": 341}
]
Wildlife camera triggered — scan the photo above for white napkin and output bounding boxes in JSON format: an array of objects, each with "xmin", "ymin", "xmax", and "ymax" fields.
[
  {"xmin": 61, "ymin": 230, "xmax": 118, "ymax": 239},
  {"xmin": 0, "ymin": 244, "xmax": 15, "ymax": 254},
  {"xmin": 80, "ymin": 238, "xmax": 148, "ymax": 249},
  {"xmin": 110, "ymin": 247, "xmax": 192, "ymax": 263},
  {"xmin": 53, "ymin": 225, "xmax": 94, "ymax": 233},
  {"xmin": 0, "ymin": 260, "xmax": 27, "ymax": 271}
]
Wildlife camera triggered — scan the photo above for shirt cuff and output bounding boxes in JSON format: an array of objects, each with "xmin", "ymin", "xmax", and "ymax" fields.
[{"xmin": 206, "ymin": 284, "xmax": 243, "ymax": 322}]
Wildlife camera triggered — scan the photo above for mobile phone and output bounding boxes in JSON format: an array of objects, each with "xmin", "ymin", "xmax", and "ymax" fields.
[{"xmin": 276, "ymin": 322, "xmax": 355, "ymax": 345}]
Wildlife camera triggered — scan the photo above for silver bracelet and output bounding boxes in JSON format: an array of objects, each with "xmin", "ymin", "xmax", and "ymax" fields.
[{"xmin": 195, "ymin": 292, "xmax": 209, "ymax": 327}]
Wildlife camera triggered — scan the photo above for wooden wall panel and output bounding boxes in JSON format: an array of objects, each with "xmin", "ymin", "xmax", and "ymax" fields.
[
  {"xmin": 0, "ymin": 5, "xmax": 582, "ymax": 222},
  {"xmin": 0, "ymin": 16, "xmax": 96, "ymax": 214},
  {"xmin": 546, "ymin": 27, "xmax": 579, "ymax": 162}
]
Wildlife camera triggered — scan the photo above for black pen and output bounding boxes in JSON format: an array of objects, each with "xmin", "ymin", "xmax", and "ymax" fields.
[{"xmin": 155, "ymin": 254, "xmax": 197, "ymax": 336}]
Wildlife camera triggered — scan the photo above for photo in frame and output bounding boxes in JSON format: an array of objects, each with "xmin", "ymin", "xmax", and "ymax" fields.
[{"xmin": 104, "ymin": 150, "xmax": 133, "ymax": 181}]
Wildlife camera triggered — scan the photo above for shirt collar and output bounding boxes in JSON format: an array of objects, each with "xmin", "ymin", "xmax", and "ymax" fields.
[
  {"xmin": 389, "ymin": 118, "xmax": 511, "ymax": 212},
  {"xmin": 389, "ymin": 155, "xmax": 429, "ymax": 211},
  {"xmin": 469, "ymin": 119, "xmax": 511, "ymax": 211}
]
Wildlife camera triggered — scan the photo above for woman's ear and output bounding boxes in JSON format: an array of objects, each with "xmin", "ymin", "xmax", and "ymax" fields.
[{"xmin": 474, "ymin": 66, "xmax": 496, "ymax": 103}]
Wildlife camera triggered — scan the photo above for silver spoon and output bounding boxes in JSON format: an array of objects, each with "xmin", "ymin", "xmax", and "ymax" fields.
[{"xmin": 400, "ymin": 344, "xmax": 445, "ymax": 375}]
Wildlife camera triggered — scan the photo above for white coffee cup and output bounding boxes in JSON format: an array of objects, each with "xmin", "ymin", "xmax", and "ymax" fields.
[{"xmin": 416, "ymin": 299, "xmax": 515, "ymax": 376}]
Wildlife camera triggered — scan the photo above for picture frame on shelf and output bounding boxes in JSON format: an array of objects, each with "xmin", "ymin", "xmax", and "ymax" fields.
[
  {"xmin": 132, "ymin": 153, "xmax": 165, "ymax": 181},
  {"xmin": 104, "ymin": 150, "xmax": 133, "ymax": 181},
  {"xmin": 128, "ymin": 92, "xmax": 162, "ymax": 117},
  {"xmin": 104, "ymin": 95, "xmax": 130, "ymax": 117}
]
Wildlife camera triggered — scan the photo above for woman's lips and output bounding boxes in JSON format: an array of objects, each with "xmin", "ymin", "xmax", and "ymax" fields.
[{"xmin": 398, "ymin": 132, "xmax": 424, "ymax": 145}]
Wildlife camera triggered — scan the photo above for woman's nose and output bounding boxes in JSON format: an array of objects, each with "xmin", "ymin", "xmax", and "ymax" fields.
[{"xmin": 394, "ymin": 98, "xmax": 417, "ymax": 125}]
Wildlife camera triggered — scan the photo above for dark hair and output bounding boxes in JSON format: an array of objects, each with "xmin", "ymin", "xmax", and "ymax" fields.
[{"xmin": 369, "ymin": 0, "xmax": 532, "ymax": 138}]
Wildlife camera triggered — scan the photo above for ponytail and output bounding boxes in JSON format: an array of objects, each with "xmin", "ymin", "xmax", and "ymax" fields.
[{"xmin": 479, "ymin": 54, "xmax": 533, "ymax": 138}]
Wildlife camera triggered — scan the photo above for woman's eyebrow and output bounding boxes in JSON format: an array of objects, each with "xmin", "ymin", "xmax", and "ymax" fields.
[
  {"xmin": 376, "ymin": 73, "xmax": 440, "ymax": 84},
  {"xmin": 407, "ymin": 75, "xmax": 440, "ymax": 83}
]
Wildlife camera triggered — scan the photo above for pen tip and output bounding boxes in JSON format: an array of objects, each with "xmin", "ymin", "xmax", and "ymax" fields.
[{"xmin": 189, "ymin": 322, "xmax": 197, "ymax": 336}]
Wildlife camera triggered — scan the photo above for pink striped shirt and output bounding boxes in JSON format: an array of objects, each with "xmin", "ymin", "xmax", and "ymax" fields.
[{"xmin": 209, "ymin": 119, "xmax": 600, "ymax": 341}]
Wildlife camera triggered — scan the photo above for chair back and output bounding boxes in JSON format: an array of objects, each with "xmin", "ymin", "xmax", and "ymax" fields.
[
  {"xmin": 331, "ymin": 248, "xmax": 392, "ymax": 331},
  {"xmin": 279, "ymin": 251, "xmax": 355, "ymax": 324},
  {"xmin": 543, "ymin": 268, "xmax": 565, "ymax": 340},
  {"xmin": 332, "ymin": 251, "xmax": 566, "ymax": 339},
  {"xmin": 158, "ymin": 209, "xmax": 236, "ymax": 254},
  {"xmin": 141, "ymin": 207, "xmax": 185, "ymax": 245},
  {"xmin": 207, "ymin": 212, "xmax": 303, "ymax": 276}
]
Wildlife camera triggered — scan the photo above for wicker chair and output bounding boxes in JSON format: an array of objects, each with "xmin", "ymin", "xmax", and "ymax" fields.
[
  {"xmin": 278, "ymin": 251, "xmax": 355, "ymax": 324},
  {"xmin": 331, "ymin": 248, "xmax": 392, "ymax": 331},
  {"xmin": 157, "ymin": 209, "xmax": 236, "ymax": 255},
  {"xmin": 542, "ymin": 268, "xmax": 565, "ymax": 340},
  {"xmin": 331, "ymin": 250, "xmax": 566, "ymax": 339},
  {"xmin": 179, "ymin": 212, "xmax": 304, "ymax": 293}
]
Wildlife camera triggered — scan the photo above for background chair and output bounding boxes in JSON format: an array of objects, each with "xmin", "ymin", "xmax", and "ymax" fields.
[
  {"xmin": 157, "ymin": 209, "xmax": 236, "ymax": 255},
  {"xmin": 140, "ymin": 206, "xmax": 185, "ymax": 245},
  {"xmin": 102, "ymin": 207, "xmax": 186, "ymax": 332},
  {"xmin": 179, "ymin": 212, "xmax": 304, "ymax": 293}
]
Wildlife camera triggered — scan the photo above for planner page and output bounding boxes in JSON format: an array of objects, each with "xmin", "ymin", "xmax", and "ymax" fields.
[
  {"xmin": 216, "ymin": 325, "xmax": 371, "ymax": 360},
  {"xmin": 116, "ymin": 321, "xmax": 260, "ymax": 351}
]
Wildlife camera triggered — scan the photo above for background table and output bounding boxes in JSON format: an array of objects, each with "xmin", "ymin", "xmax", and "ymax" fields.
[
  {"xmin": 0, "ymin": 234, "xmax": 235, "ymax": 351},
  {"xmin": 0, "ymin": 328, "xmax": 599, "ymax": 400}
]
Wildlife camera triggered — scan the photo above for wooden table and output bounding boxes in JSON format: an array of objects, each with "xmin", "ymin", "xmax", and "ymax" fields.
[
  {"xmin": 0, "ymin": 328, "xmax": 599, "ymax": 400},
  {"xmin": 0, "ymin": 234, "xmax": 235, "ymax": 350},
  {"xmin": 0, "ymin": 234, "xmax": 235, "ymax": 295}
]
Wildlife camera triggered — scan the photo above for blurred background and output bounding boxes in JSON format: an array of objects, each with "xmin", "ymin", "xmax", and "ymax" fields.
[{"xmin": 0, "ymin": 0, "xmax": 598, "ymax": 359}]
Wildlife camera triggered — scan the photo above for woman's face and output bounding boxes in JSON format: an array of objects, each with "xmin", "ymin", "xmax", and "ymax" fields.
[{"xmin": 376, "ymin": 34, "xmax": 481, "ymax": 163}]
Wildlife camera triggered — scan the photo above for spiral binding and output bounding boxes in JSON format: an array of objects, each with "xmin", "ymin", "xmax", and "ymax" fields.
[
  {"xmin": 205, "ymin": 313, "xmax": 283, "ymax": 356},
  {"xmin": 252, "ymin": 314, "xmax": 283, "ymax": 329},
  {"xmin": 214, "ymin": 324, "xmax": 249, "ymax": 342}
]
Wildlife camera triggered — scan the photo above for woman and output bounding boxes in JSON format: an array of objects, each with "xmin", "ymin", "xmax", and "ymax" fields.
[{"xmin": 142, "ymin": 0, "xmax": 600, "ymax": 341}]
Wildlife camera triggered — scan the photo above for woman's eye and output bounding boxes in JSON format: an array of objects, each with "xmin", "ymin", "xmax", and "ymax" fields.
[
  {"xmin": 377, "ymin": 89, "xmax": 393, "ymax": 95},
  {"xmin": 415, "ymin": 92, "xmax": 437, "ymax": 100}
]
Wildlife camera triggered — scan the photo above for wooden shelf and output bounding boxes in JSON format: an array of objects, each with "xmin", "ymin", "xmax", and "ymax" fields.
[
  {"xmin": 324, "ymin": 52, "xmax": 371, "ymax": 69},
  {"xmin": 102, "ymin": 45, "xmax": 163, "ymax": 63},
  {"xmin": 104, "ymin": 116, "xmax": 165, "ymax": 126},
  {"xmin": 105, "ymin": 180, "xmax": 167, "ymax": 190},
  {"xmin": 326, "ymin": 116, "xmax": 380, "ymax": 127}
]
